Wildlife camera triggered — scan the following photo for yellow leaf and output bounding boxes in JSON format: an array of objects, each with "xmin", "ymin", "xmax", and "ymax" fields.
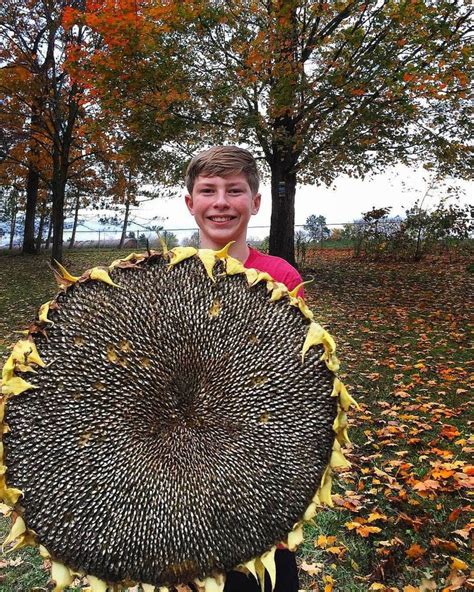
[{"xmin": 450, "ymin": 556, "xmax": 468, "ymax": 570}]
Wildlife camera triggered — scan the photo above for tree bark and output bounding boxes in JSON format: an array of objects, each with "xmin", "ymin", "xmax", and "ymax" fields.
[
  {"xmin": 22, "ymin": 101, "xmax": 43, "ymax": 255},
  {"xmin": 69, "ymin": 191, "xmax": 80, "ymax": 249},
  {"xmin": 51, "ymin": 161, "xmax": 67, "ymax": 263},
  {"xmin": 35, "ymin": 208, "xmax": 46, "ymax": 252},
  {"xmin": 22, "ymin": 165, "xmax": 39, "ymax": 254},
  {"xmin": 119, "ymin": 172, "xmax": 133, "ymax": 249},
  {"xmin": 45, "ymin": 211, "xmax": 53, "ymax": 250},
  {"xmin": 269, "ymin": 160, "xmax": 297, "ymax": 267},
  {"xmin": 9, "ymin": 209, "xmax": 17, "ymax": 251}
]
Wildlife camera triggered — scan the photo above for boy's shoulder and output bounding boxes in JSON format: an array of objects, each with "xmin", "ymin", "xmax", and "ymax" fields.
[{"xmin": 244, "ymin": 247, "xmax": 303, "ymax": 293}]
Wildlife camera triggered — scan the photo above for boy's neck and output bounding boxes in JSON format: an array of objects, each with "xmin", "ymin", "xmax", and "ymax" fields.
[{"xmin": 200, "ymin": 237, "xmax": 250, "ymax": 262}]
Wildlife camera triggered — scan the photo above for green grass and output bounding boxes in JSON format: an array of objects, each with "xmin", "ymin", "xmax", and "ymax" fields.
[{"xmin": 0, "ymin": 250, "xmax": 472, "ymax": 591}]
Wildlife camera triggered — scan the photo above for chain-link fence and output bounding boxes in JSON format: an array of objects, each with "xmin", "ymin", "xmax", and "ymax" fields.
[{"xmin": 1, "ymin": 219, "xmax": 472, "ymax": 263}]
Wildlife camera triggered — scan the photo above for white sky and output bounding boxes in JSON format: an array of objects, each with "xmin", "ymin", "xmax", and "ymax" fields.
[{"xmin": 126, "ymin": 164, "xmax": 472, "ymax": 241}]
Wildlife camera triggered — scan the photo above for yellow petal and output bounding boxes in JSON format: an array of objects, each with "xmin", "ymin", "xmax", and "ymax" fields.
[
  {"xmin": 52, "ymin": 561, "xmax": 74, "ymax": 591},
  {"xmin": 244, "ymin": 268, "xmax": 258, "ymax": 285},
  {"xmin": 339, "ymin": 382, "xmax": 359, "ymax": 411},
  {"xmin": 303, "ymin": 501, "xmax": 318, "ymax": 521},
  {"xmin": 0, "ymin": 478, "xmax": 23, "ymax": 505},
  {"xmin": 109, "ymin": 252, "xmax": 146, "ymax": 269},
  {"xmin": 322, "ymin": 352, "xmax": 340, "ymax": 372},
  {"xmin": 38, "ymin": 301, "xmax": 54, "ymax": 325},
  {"xmin": 197, "ymin": 249, "xmax": 218, "ymax": 281},
  {"xmin": 87, "ymin": 575, "xmax": 108, "ymax": 592},
  {"xmin": 204, "ymin": 575, "xmax": 225, "ymax": 592},
  {"xmin": 243, "ymin": 558, "xmax": 258, "ymax": 581},
  {"xmin": 287, "ymin": 524, "xmax": 304, "ymax": 551},
  {"xmin": 169, "ymin": 246, "xmax": 197, "ymax": 266},
  {"xmin": 39, "ymin": 544, "xmax": 50, "ymax": 558},
  {"xmin": 141, "ymin": 585, "xmax": 156, "ymax": 592},
  {"xmin": 251, "ymin": 271, "xmax": 273, "ymax": 286},
  {"xmin": 1, "ymin": 355, "xmax": 15, "ymax": 382},
  {"xmin": 288, "ymin": 279, "xmax": 313, "ymax": 299},
  {"xmin": 214, "ymin": 242, "xmax": 234, "ymax": 258},
  {"xmin": 270, "ymin": 284, "xmax": 287, "ymax": 301},
  {"xmin": 1, "ymin": 376, "xmax": 36, "ymax": 396},
  {"xmin": 53, "ymin": 260, "xmax": 80, "ymax": 283},
  {"xmin": 260, "ymin": 547, "xmax": 276, "ymax": 591},
  {"xmin": 255, "ymin": 557, "xmax": 266, "ymax": 592},
  {"xmin": 2, "ymin": 515, "xmax": 26, "ymax": 549},
  {"xmin": 297, "ymin": 299, "xmax": 314, "ymax": 320},
  {"xmin": 317, "ymin": 467, "xmax": 333, "ymax": 507},
  {"xmin": 225, "ymin": 256, "xmax": 245, "ymax": 275},
  {"xmin": 330, "ymin": 448, "xmax": 351, "ymax": 469},
  {"xmin": 89, "ymin": 268, "xmax": 121, "ymax": 288},
  {"xmin": 301, "ymin": 322, "xmax": 326, "ymax": 362},
  {"xmin": 159, "ymin": 236, "xmax": 169, "ymax": 254},
  {"xmin": 0, "ymin": 502, "xmax": 12, "ymax": 516}
]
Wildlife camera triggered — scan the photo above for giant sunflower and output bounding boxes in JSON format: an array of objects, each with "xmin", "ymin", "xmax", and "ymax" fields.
[{"xmin": 0, "ymin": 245, "xmax": 356, "ymax": 592}]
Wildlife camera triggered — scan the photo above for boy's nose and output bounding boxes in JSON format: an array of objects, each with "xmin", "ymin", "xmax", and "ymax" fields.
[{"xmin": 213, "ymin": 191, "xmax": 229, "ymax": 208}]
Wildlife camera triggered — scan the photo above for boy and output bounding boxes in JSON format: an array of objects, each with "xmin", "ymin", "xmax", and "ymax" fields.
[{"xmin": 184, "ymin": 146, "xmax": 301, "ymax": 592}]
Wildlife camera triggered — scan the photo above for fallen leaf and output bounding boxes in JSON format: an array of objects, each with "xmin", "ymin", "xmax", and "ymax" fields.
[
  {"xmin": 405, "ymin": 544, "xmax": 426, "ymax": 559},
  {"xmin": 450, "ymin": 557, "xmax": 468, "ymax": 570}
]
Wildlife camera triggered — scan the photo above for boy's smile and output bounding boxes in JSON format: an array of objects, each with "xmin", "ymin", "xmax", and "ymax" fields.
[{"xmin": 185, "ymin": 173, "xmax": 261, "ymax": 259}]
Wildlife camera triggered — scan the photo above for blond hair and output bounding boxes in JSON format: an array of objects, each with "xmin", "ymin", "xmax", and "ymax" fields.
[{"xmin": 185, "ymin": 146, "xmax": 260, "ymax": 195}]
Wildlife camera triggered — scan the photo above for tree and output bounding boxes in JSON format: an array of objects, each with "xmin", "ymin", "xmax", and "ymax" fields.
[
  {"xmin": 304, "ymin": 214, "xmax": 330, "ymax": 243},
  {"xmin": 170, "ymin": 0, "xmax": 473, "ymax": 264},
  {"xmin": 0, "ymin": 0, "xmax": 98, "ymax": 262}
]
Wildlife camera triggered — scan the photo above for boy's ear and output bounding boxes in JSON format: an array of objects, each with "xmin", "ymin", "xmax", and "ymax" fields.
[
  {"xmin": 185, "ymin": 194, "xmax": 194, "ymax": 215},
  {"xmin": 252, "ymin": 193, "xmax": 261, "ymax": 215}
]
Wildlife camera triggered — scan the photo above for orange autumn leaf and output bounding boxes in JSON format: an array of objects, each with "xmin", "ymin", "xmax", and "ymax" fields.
[
  {"xmin": 367, "ymin": 512, "xmax": 388, "ymax": 523},
  {"xmin": 413, "ymin": 479, "xmax": 440, "ymax": 492},
  {"xmin": 440, "ymin": 425, "xmax": 460, "ymax": 440},
  {"xmin": 405, "ymin": 543, "xmax": 426, "ymax": 559},
  {"xmin": 448, "ymin": 507, "xmax": 462, "ymax": 522},
  {"xmin": 430, "ymin": 537, "xmax": 457, "ymax": 553},
  {"xmin": 315, "ymin": 534, "xmax": 337, "ymax": 548},
  {"xmin": 403, "ymin": 586, "xmax": 420, "ymax": 592},
  {"xmin": 326, "ymin": 545, "xmax": 347, "ymax": 557},
  {"xmin": 345, "ymin": 521, "xmax": 382, "ymax": 537}
]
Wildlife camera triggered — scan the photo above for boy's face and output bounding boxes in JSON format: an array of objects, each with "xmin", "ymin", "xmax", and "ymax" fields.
[{"xmin": 185, "ymin": 173, "xmax": 261, "ymax": 250}]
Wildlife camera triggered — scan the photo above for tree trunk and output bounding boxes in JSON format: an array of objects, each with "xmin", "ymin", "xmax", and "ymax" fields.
[
  {"xmin": 51, "ymin": 148, "xmax": 69, "ymax": 263},
  {"xmin": 35, "ymin": 209, "xmax": 46, "ymax": 252},
  {"xmin": 268, "ymin": 161, "xmax": 297, "ymax": 267},
  {"xmin": 22, "ymin": 165, "xmax": 39, "ymax": 254},
  {"xmin": 119, "ymin": 191, "xmax": 132, "ymax": 249},
  {"xmin": 9, "ymin": 209, "xmax": 17, "ymax": 251},
  {"xmin": 51, "ymin": 170, "xmax": 66, "ymax": 263},
  {"xmin": 69, "ymin": 191, "xmax": 80, "ymax": 249},
  {"xmin": 45, "ymin": 211, "xmax": 53, "ymax": 250}
]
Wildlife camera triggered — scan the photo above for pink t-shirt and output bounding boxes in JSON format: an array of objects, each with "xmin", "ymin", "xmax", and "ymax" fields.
[{"xmin": 244, "ymin": 247, "xmax": 304, "ymax": 297}]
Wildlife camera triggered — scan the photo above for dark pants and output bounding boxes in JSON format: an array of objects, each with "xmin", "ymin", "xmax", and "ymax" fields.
[{"xmin": 189, "ymin": 549, "xmax": 298, "ymax": 592}]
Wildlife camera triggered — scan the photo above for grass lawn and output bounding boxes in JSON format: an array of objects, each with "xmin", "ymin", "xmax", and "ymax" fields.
[{"xmin": 0, "ymin": 249, "xmax": 472, "ymax": 591}]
